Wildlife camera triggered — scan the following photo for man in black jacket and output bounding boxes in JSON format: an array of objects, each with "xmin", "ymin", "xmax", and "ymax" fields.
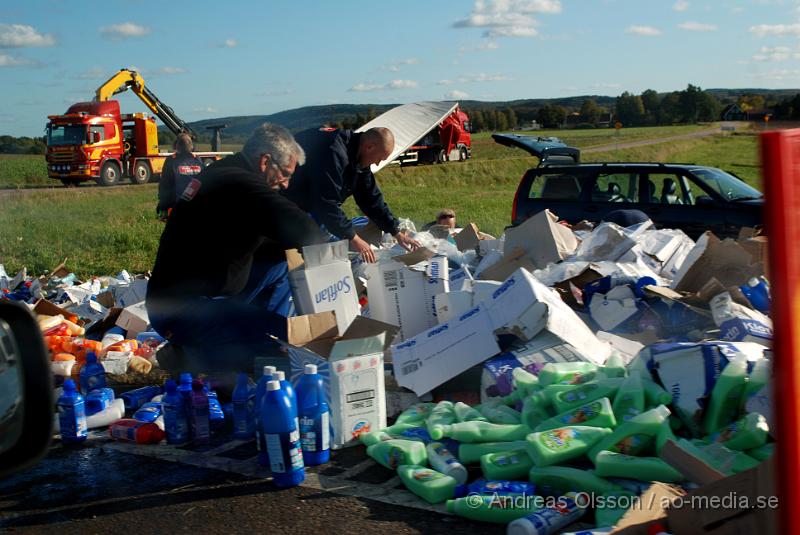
[
  {"xmin": 285, "ymin": 127, "xmax": 419, "ymax": 263},
  {"xmin": 146, "ymin": 123, "xmax": 326, "ymax": 372}
]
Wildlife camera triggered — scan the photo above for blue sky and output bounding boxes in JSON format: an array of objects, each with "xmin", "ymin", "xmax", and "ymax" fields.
[{"xmin": 2, "ymin": 0, "xmax": 800, "ymax": 136}]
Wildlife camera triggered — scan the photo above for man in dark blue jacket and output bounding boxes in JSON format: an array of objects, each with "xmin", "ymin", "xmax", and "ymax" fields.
[
  {"xmin": 285, "ymin": 127, "xmax": 419, "ymax": 262},
  {"xmin": 157, "ymin": 133, "xmax": 204, "ymax": 220}
]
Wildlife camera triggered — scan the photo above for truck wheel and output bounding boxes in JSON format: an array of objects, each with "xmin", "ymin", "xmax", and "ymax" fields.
[
  {"xmin": 131, "ymin": 161, "xmax": 152, "ymax": 185},
  {"xmin": 459, "ymin": 147, "xmax": 468, "ymax": 161},
  {"xmin": 98, "ymin": 161, "xmax": 121, "ymax": 186},
  {"xmin": 437, "ymin": 149, "xmax": 447, "ymax": 164}
]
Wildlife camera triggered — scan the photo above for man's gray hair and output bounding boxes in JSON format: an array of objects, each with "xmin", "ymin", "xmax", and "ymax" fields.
[{"xmin": 242, "ymin": 123, "xmax": 305, "ymax": 168}]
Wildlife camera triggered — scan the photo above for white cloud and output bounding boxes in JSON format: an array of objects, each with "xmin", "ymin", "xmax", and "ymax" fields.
[
  {"xmin": 445, "ymin": 90, "xmax": 469, "ymax": 99},
  {"xmin": 750, "ymin": 68, "xmax": 800, "ymax": 81},
  {"xmin": 381, "ymin": 58, "xmax": 419, "ymax": 72},
  {"xmin": 98, "ymin": 22, "xmax": 151, "ymax": 40},
  {"xmin": 458, "ymin": 73, "xmax": 513, "ymax": 83},
  {"xmin": 678, "ymin": 21, "xmax": 717, "ymax": 31},
  {"xmin": 158, "ymin": 66, "xmax": 187, "ymax": 75},
  {"xmin": 0, "ymin": 24, "xmax": 55, "ymax": 48},
  {"xmin": 750, "ymin": 23, "xmax": 800, "ymax": 37},
  {"xmin": 0, "ymin": 53, "xmax": 31, "ymax": 67},
  {"xmin": 453, "ymin": 0, "xmax": 561, "ymax": 39},
  {"xmin": 193, "ymin": 106, "xmax": 218, "ymax": 113},
  {"xmin": 222, "ymin": 38, "xmax": 237, "ymax": 48},
  {"xmin": 673, "ymin": 0, "xmax": 689, "ymax": 11},
  {"xmin": 625, "ymin": 25, "xmax": 662, "ymax": 36},
  {"xmin": 348, "ymin": 79, "xmax": 418, "ymax": 92},
  {"xmin": 752, "ymin": 45, "xmax": 794, "ymax": 62},
  {"xmin": 438, "ymin": 79, "xmax": 454, "ymax": 85}
]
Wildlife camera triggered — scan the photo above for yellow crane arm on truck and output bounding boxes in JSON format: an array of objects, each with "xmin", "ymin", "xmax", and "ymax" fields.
[{"xmin": 94, "ymin": 68, "xmax": 198, "ymax": 139}]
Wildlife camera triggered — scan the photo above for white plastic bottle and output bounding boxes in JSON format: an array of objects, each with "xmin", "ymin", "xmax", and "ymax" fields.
[
  {"xmin": 426, "ymin": 441, "xmax": 468, "ymax": 484},
  {"xmin": 506, "ymin": 492, "xmax": 586, "ymax": 535}
]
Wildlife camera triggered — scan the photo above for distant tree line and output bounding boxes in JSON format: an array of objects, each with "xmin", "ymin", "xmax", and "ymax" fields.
[{"xmin": 0, "ymin": 135, "xmax": 46, "ymax": 154}]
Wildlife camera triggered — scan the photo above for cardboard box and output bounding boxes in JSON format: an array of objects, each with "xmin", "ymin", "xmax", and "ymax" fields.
[
  {"xmin": 588, "ymin": 285, "xmax": 641, "ymax": 332},
  {"xmin": 611, "ymin": 482, "xmax": 686, "ymax": 535},
  {"xmin": 660, "ymin": 440, "xmax": 777, "ymax": 535},
  {"xmin": 287, "ymin": 240, "xmax": 360, "ymax": 335},
  {"xmin": 503, "ymin": 209, "xmax": 579, "ymax": 269},
  {"xmin": 285, "ymin": 311, "xmax": 399, "ymax": 449},
  {"xmin": 448, "ymin": 265, "xmax": 473, "ymax": 292},
  {"xmin": 671, "ymin": 233, "xmax": 764, "ymax": 294},
  {"xmin": 391, "ymin": 304, "xmax": 501, "ymax": 396},
  {"xmin": 480, "ymin": 332, "xmax": 586, "ymax": 401},
  {"xmin": 365, "ymin": 255, "xmax": 449, "ymax": 341},
  {"xmin": 478, "ymin": 247, "xmax": 536, "ymax": 282},
  {"xmin": 481, "ymin": 268, "xmax": 611, "ymax": 364},
  {"xmin": 575, "ymin": 222, "xmax": 637, "ymax": 262},
  {"xmin": 115, "ymin": 301, "xmax": 150, "ymax": 338},
  {"xmin": 454, "ymin": 222, "xmax": 481, "ymax": 252}
]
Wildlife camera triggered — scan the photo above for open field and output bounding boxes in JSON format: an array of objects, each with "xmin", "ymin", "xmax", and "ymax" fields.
[{"xmin": 0, "ymin": 130, "xmax": 762, "ymax": 278}]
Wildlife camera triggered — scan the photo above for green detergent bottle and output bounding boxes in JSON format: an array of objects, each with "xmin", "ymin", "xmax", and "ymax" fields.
[
  {"xmin": 655, "ymin": 420, "xmax": 678, "ymax": 455},
  {"xmin": 701, "ymin": 442, "xmax": 762, "ymax": 474},
  {"xmin": 439, "ymin": 421, "xmax": 531, "ymax": 443},
  {"xmin": 360, "ymin": 422, "xmax": 418, "ymax": 446},
  {"xmin": 595, "ymin": 490, "xmax": 637, "ymax": 528},
  {"xmin": 742, "ymin": 359, "xmax": 769, "ymax": 410},
  {"xmin": 601, "ymin": 352, "xmax": 628, "ymax": 378},
  {"xmin": 702, "ymin": 357, "xmax": 748, "ymax": 435},
  {"xmin": 529, "ymin": 466, "xmax": 622, "ymax": 496},
  {"xmin": 480, "ymin": 448, "xmax": 533, "ymax": 480},
  {"xmin": 534, "ymin": 397, "xmax": 617, "ymax": 432},
  {"xmin": 551, "ymin": 378, "xmax": 624, "ymax": 414},
  {"xmin": 612, "ymin": 374, "xmax": 645, "ymax": 423},
  {"xmin": 522, "ymin": 392, "xmax": 552, "ymax": 428},
  {"xmin": 395, "ymin": 403, "xmax": 436, "ymax": 425},
  {"xmin": 480, "ymin": 403, "xmax": 522, "ymax": 425},
  {"xmin": 525, "ymin": 426, "xmax": 612, "ymax": 467},
  {"xmin": 446, "ymin": 495, "xmax": 539, "ymax": 524},
  {"xmin": 458, "ymin": 440, "xmax": 530, "ymax": 464},
  {"xmin": 707, "ymin": 412, "xmax": 769, "ymax": 451},
  {"xmin": 397, "ymin": 464, "xmax": 457, "ymax": 504},
  {"xmin": 453, "ymin": 401, "xmax": 488, "ymax": 423},
  {"xmin": 589, "ymin": 405, "xmax": 671, "ymax": 462},
  {"xmin": 427, "ymin": 401, "xmax": 456, "ymax": 440},
  {"xmin": 747, "ymin": 442, "xmax": 774, "ymax": 461},
  {"xmin": 367, "ymin": 439, "xmax": 427, "ymax": 470},
  {"xmin": 513, "ymin": 367, "xmax": 540, "ymax": 396},
  {"xmin": 538, "ymin": 362, "xmax": 600, "ymax": 386},
  {"xmin": 594, "ymin": 451, "xmax": 685, "ymax": 483},
  {"xmin": 641, "ymin": 377, "xmax": 673, "ymax": 407}
]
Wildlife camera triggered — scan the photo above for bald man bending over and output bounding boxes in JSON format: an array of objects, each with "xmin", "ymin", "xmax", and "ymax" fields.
[{"xmin": 285, "ymin": 126, "xmax": 419, "ymax": 262}]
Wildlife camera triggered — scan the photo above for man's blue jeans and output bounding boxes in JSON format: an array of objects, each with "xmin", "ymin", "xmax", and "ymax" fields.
[{"xmin": 147, "ymin": 260, "xmax": 291, "ymax": 374}]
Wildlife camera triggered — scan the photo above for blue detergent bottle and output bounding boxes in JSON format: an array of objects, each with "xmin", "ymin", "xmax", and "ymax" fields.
[
  {"xmin": 162, "ymin": 379, "xmax": 190, "ymax": 445},
  {"xmin": 190, "ymin": 379, "xmax": 211, "ymax": 445},
  {"xmin": 79, "ymin": 351, "xmax": 106, "ymax": 395},
  {"xmin": 296, "ymin": 364, "xmax": 331, "ymax": 466},
  {"xmin": 740, "ymin": 277, "xmax": 770, "ymax": 314},
  {"xmin": 255, "ymin": 366, "xmax": 277, "ymax": 466},
  {"xmin": 58, "ymin": 379, "xmax": 88, "ymax": 444},
  {"xmin": 232, "ymin": 372, "xmax": 256, "ymax": 439},
  {"xmin": 274, "ymin": 371, "xmax": 298, "ymax": 419},
  {"xmin": 177, "ymin": 372, "xmax": 194, "ymax": 434},
  {"xmin": 262, "ymin": 380, "xmax": 305, "ymax": 487}
]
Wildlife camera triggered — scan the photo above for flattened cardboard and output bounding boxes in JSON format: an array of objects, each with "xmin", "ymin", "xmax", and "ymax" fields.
[
  {"xmin": 478, "ymin": 247, "xmax": 536, "ymax": 282},
  {"xmin": 96, "ymin": 291, "xmax": 115, "ymax": 309},
  {"xmin": 503, "ymin": 209, "xmax": 579, "ymax": 269},
  {"xmin": 671, "ymin": 233, "xmax": 763, "ymax": 294},
  {"xmin": 660, "ymin": 439, "xmax": 728, "ymax": 485},
  {"xmin": 392, "ymin": 246, "xmax": 435, "ymax": 266},
  {"xmin": 454, "ymin": 223, "xmax": 481, "ymax": 252},
  {"xmin": 611, "ymin": 482, "xmax": 685, "ymax": 535}
]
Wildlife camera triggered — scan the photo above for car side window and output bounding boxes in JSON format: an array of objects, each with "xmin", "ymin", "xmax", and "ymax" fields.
[
  {"xmin": 530, "ymin": 174, "xmax": 582, "ymax": 200},
  {"xmin": 592, "ymin": 173, "xmax": 637, "ymax": 203},
  {"xmin": 647, "ymin": 173, "xmax": 689, "ymax": 205}
]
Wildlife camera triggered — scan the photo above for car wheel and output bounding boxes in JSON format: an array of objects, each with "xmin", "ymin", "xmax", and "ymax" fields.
[
  {"xmin": 131, "ymin": 161, "xmax": 152, "ymax": 185},
  {"xmin": 97, "ymin": 161, "xmax": 120, "ymax": 186}
]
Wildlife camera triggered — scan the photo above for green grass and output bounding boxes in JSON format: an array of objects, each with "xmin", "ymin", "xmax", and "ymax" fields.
[
  {"xmin": 0, "ymin": 154, "xmax": 50, "ymax": 188},
  {"xmin": 0, "ymin": 130, "xmax": 762, "ymax": 278}
]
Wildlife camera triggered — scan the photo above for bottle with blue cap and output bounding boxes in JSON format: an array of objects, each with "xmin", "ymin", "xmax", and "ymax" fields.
[
  {"xmin": 232, "ymin": 372, "xmax": 256, "ymax": 439},
  {"xmin": 262, "ymin": 380, "xmax": 305, "ymax": 487},
  {"xmin": 296, "ymin": 364, "xmax": 331, "ymax": 466},
  {"xmin": 58, "ymin": 379, "xmax": 88, "ymax": 444},
  {"xmin": 162, "ymin": 379, "xmax": 190, "ymax": 445},
  {"xmin": 79, "ymin": 351, "xmax": 106, "ymax": 395},
  {"xmin": 255, "ymin": 366, "xmax": 277, "ymax": 466}
]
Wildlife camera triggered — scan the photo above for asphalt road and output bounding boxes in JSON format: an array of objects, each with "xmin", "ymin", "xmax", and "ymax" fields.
[{"xmin": 0, "ymin": 437, "xmax": 508, "ymax": 535}]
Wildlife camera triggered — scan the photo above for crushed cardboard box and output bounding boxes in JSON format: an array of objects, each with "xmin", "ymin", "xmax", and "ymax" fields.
[{"xmin": 503, "ymin": 209, "xmax": 579, "ymax": 269}]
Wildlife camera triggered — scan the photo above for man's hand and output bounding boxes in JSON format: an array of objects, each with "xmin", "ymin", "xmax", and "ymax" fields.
[
  {"xmin": 350, "ymin": 234, "xmax": 376, "ymax": 263},
  {"xmin": 395, "ymin": 231, "xmax": 421, "ymax": 252}
]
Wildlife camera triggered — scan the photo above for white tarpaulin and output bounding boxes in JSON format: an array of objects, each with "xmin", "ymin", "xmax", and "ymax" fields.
[{"xmin": 356, "ymin": 101, "xmax": 458, "ymax": 173}]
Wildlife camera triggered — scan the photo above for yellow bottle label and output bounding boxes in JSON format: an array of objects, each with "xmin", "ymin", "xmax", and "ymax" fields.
[{"xmin": 413, "ymin": 469, "xmax": 444, "ymax": 481}]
